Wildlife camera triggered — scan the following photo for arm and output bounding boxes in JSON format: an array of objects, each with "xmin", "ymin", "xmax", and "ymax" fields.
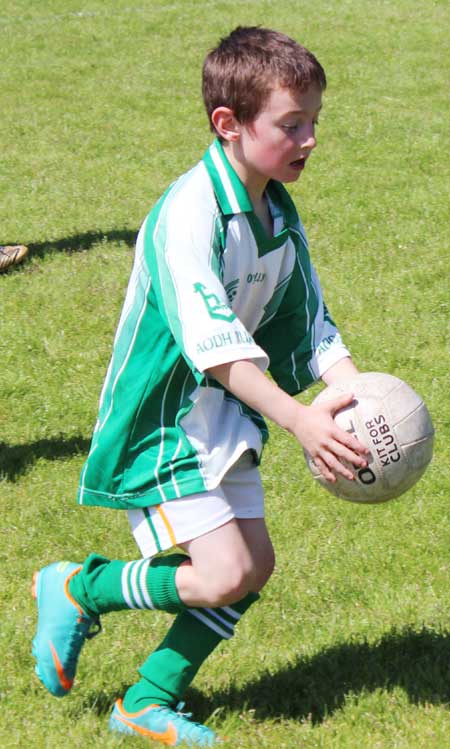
[
  {"xmin": 206, "ymin": 358, "xmax": 369, "ymax": 483},
  {"xmin": 321, "ymin": 356, "xmax": 360, "ymax": 385}
]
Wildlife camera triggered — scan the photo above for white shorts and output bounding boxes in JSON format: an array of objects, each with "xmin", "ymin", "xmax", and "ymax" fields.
[{"xmin": 127, "ymin": 451, "xmax": 264, "ymax": 558}]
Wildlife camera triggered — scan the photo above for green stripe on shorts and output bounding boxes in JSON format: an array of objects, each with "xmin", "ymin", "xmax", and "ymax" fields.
[{"xmin": 143, "ymin": 506, "xmax": 162, "ymax": 553}]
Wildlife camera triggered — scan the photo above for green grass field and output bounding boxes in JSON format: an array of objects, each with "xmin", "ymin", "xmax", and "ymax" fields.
[{"xmin": 1, "ymin": 1, "xmax": 449, "ymax": 747}]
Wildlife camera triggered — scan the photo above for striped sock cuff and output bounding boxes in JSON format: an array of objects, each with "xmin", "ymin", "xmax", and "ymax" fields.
[
  {"xmin": 187, "ymin": 607, "xmax": 236, "ymax": 639},
  {"xmin": 147, "ymin": 553, "xmax": 187, "ymax": 613},
  {"xmin": 187, "ymin": 595, "xmax": 259, "ymax": 640},
  {"xmin": 121, "ymin": 560, "xmax": 154, "ymax": 610}
]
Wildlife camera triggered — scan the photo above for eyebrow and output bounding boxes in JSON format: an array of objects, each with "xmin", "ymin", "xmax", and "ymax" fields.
[{"xmin": 283, "ymin": 104, "xmax": 323, "ymax": 115}]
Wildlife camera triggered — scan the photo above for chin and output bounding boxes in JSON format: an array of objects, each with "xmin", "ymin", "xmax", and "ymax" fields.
[{"xmin": 283, "ymin": 172, "xmax": 302, "ymax": 184}]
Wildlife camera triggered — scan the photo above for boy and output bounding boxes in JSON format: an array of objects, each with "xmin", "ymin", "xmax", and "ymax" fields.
[{"xmin": 32, "ymin": 26, "xmax": 368, "ymax": 746}]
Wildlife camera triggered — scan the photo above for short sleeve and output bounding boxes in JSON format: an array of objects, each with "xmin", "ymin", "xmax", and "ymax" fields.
[{"xmin": 143, "ymin": 175, "xmax": 269, "ymax": 374}]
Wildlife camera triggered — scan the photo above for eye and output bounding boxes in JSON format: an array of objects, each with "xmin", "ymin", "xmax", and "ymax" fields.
[{"xmin": 282, "ymin": 124, "xmax": 298, "ymax": 133}]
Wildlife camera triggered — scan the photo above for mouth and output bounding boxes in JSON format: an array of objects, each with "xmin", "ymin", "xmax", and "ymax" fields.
[{"xmin": 289, "ymin": 157, "xmax": 307, "ymax": 171}]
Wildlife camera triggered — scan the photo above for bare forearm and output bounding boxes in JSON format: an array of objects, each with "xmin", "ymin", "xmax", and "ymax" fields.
[
  {"xmin": 206, "ymin": 359, "xmax": 305, "ymax": 434},
  {"xmin": 206, "ymin": 356, "xmax": 368, "ymax": 483},
  {"xmin": 206, "ymin": 356, "xmax": 360, "ymax": 427},
  {"xmin": 321, "ymin": 356, "xmax": 359, "ymax": 385}
]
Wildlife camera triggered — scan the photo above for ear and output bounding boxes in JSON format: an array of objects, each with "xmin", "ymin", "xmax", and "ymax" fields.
[{"xmin": 211, "ymin": 106, "xmax": 241, "ymax": 143}]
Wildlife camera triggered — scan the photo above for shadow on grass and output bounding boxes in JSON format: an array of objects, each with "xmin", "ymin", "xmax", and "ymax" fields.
[
  {"xmin": 26, "ymin": 228, "xmax": 137, "ymax": 259},
  {"xmin": 80, "ymin": 626, "xmax": 450, "ymax": 724},
  {"xmin": 198, "ymin": 626, "xmax": 450, "ymax": 724},
  {"xmin": 0, "ymin": 435, "xmax": 91, "ymax": 481}
]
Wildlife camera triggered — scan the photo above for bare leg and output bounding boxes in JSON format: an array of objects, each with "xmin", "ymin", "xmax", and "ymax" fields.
[{"xmin": 176, "ymin": 517, "xmax": 275, "ymax": 608}]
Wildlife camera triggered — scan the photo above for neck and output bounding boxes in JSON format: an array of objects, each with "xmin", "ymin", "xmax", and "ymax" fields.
[{"xmin": 222, "ymin": 142, "xmax": 268, "ymax": 206}]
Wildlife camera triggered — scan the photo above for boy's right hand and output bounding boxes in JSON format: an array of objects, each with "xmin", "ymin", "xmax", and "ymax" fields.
[{"xmin": 291, "ymin": 393, "xmax": 369, "ymax": 483}]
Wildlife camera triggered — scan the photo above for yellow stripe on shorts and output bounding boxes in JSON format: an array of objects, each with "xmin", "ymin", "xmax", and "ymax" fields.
[{"xmin": 156, "ymin": 505, "xmax": 177, "ymax": 547}]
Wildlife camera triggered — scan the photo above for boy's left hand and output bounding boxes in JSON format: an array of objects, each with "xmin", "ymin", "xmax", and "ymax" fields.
[{"xmin": 292, "ymin": 392, "xmax": 369, "ymax": 483}]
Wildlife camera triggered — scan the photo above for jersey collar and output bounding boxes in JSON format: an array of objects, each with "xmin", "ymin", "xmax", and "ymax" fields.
[
  {"xmin": 203, "ymin": 140, "xmax": 300, "ymax": 229},
  {"xmin": 202, "ymin": 139, "xmax": 253, "ymax": 215}
]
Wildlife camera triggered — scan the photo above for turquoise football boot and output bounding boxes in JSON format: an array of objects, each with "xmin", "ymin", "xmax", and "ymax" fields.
[
  {"xmin": 109, "ymin": 698, "xmax": 218, "ymax": 746},
  {"xmin": 32, "ymin": 561, "xmax": 101, "ymax": 696}
]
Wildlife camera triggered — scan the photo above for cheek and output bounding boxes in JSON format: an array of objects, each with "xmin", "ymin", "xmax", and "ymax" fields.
[
  {"xmin": 263, "ymin": 144, "xmax": 294, "ymax": 173},
  {"xmin": 243, "ymin": 125, "xmax": 294, "ymax": 172},
  {"xmin": 253, "ymin": 136, "xmax": 291, "ymax": 168}
]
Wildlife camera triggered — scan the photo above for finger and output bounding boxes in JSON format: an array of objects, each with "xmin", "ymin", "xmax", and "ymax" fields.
[
  {"xmin": 319, "ymin": 397, "xmax": 371, "ymax": 456},
  {"xmin": 312, "ymin": 455, "xmax": 337, "ymax": 483},
  {"xmin": 331, "ymin": 432, "xmax": 369, "ymax": 464},
  {"xmin": 315, "ymin": 452, "xmax": 355, "ymax": 483},
  {"xmin": 323, "ymin": 452, "xmax": 355, "ymax": 482},
  {"xmin": 325, "ymin": 392, "xmax": 356, "ymax": 415},
  {"xmin": 329, "ymin": 422, "xmax": 370, "ymax": 456}
]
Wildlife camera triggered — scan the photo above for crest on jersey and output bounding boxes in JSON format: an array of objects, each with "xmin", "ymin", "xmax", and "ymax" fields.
[{"xmin": 194, "ymin": 282, "xmax": 236, "ymax": 321}]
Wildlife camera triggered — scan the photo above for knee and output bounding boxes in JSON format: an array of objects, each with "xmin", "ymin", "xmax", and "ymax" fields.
[
  {"xmin": 204, "ymin": 549, "xmax": 275, "ymax": 607},
  {"xmin": 208, "ymin": 568, "xmax": 251, "ymax": 607}
]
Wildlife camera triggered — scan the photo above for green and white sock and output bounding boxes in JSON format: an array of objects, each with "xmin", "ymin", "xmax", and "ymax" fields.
[
  {"xmin": 69, "ymin": 552, "xmax": 187, "ymax": 617},
  {"xmin": 123, "ymin": 591, "xmax": 260, "ymax": 710}
]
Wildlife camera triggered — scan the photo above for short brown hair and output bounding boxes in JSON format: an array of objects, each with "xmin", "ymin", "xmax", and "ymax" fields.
[{"xmin": 202, "ymin": 26, "xmax": 326, "ymax": 133}]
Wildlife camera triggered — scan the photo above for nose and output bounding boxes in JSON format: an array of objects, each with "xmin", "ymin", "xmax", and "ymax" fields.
[
  {"xmin": 300, "ymin": 123, "xmax": 317, "ymax": 151},
  {"xmin": 302, "ymin": 135, "xmax": 316, "ymax": 150}
]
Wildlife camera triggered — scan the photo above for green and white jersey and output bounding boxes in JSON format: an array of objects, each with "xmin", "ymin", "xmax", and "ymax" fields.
[{"xmin": 78, "ymin": 140, "xmax": 350, "ymax": 510}]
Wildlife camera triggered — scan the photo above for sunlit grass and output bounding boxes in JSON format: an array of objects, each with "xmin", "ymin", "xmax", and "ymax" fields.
[{"xmin": 1, "ymin": 1, "xmax": 449, "ymax": 747}]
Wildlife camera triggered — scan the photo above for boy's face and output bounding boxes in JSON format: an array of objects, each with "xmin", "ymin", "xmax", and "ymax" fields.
[{"xmin": 233, "ymin": 84, "xmax": 322, "ymax": 196}]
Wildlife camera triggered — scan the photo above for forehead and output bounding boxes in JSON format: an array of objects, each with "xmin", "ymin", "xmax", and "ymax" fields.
[{"xmin": 259, "ymin": 85, "xmax": 323, "ymax": 117}]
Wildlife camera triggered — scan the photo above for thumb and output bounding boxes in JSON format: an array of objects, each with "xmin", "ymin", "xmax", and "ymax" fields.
[{"xmin": 324, "ymin": 392, "xmax": 355, "ymax": 416}]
